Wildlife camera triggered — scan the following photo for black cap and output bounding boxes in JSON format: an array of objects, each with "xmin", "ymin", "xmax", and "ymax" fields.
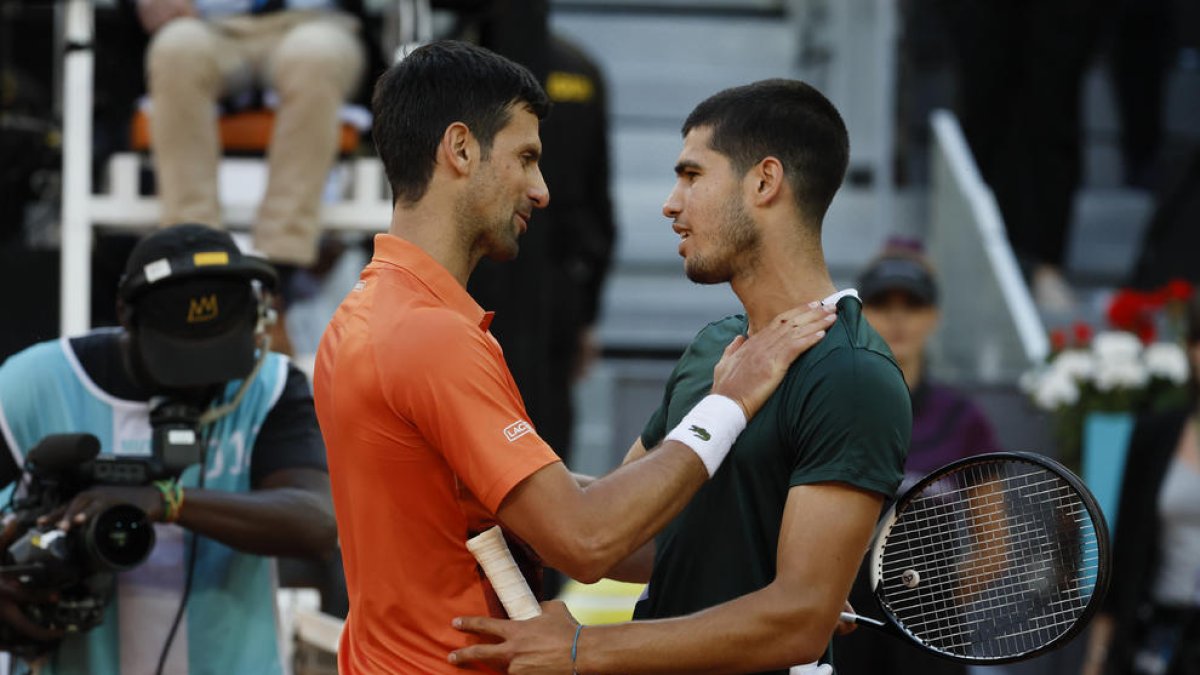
[
  {"xmin": 119, "ymin": 224, "xmax": 277, "ymax": 302},
  {"xmin": 119, "ymin": 225, "xmax": 277, "ymax": 389},
  {"xmin": 858, "ymin": 255, "xmax": 938, "ymax": 306}
]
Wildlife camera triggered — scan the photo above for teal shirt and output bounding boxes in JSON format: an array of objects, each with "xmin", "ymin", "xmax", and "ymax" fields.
[
  {"xmin": 0, "ymin": 331, "xmax": 288, "ymax": 675},
  {"xmin": 634, "ymin": 296, "xmax": 911, "ymax": 673}
]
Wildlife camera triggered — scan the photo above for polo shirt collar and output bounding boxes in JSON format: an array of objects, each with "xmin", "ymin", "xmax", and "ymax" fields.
[{"xmin": 372, "ymin": 234, "xmax": 494, "ymax": 331}]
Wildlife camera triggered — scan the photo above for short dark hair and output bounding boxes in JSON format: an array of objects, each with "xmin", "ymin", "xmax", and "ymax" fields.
[
  {"xmin": 682, "ymin": 79, "xmax": 849, "ymax": 227},
  {"xmin": 371, "ymin": 41, "xmax": 551, "ymax": 204}
]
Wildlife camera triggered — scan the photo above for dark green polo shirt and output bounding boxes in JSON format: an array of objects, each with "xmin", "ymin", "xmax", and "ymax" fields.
[{"xmin": 633, "ymin": 296, "xmax": 911, "ymax": 673}]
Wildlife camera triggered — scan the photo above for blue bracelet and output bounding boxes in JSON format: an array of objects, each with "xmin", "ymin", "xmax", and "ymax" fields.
[{"xmin": 571, "ymin": 624, "xmax": 585, "ymax": 673}]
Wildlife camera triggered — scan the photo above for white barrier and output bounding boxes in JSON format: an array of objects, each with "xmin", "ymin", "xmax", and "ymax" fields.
[{"xmin": 927, "ymin": 109, "xmax": 1049, "ymax": 383}]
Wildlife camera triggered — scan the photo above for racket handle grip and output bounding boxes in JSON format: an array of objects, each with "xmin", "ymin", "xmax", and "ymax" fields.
[
  {"xmin": 840, "ymin": 612, "xmax": 888, "ymax": 631},
  {"xmin": 466, "ymin": 526, "xmax": 542, "ymax": 620}
]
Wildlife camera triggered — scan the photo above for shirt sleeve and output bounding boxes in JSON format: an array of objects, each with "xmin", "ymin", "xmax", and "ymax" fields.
[
  {"xmin": 639, "ymin": 369, "xmax": 676, "ymax": 450},
  {"xmin": 638, "ymin": 324, "xmax": 721, "ymax": 450},
  {"xmin": 249, "ymin": 364, "xmax": 328, "ymax": 488},
  {"xmin": 383, "ymin": 308, "xmax": 560, "ymax": 513},
  {"xmin": 787, "ymin": 348, "xmax": 911, "ymax": 497}
]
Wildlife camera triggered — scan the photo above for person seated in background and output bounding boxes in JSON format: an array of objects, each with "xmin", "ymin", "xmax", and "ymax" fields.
[
  {"xmin": 834, "ymin": 240, "xmax": 1002, "ymax": 675},
  {"xmin": 0, "ymin": 224, "xmax": 336, "ymax": 675},
  {"xmin": 857, "ymin": 240, "xmax": 1002, "ymax": 486},
  {"xmin": 137, "ymin": 0, "xmax": 366, "ymax": 270}
]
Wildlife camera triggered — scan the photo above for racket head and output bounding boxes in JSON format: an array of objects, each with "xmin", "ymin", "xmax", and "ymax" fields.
[{"xmin": 868, "ymin": 452, "xmax": 1110, "ymax": 664}]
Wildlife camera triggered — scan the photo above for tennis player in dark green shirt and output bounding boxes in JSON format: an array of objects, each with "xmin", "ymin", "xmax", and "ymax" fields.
[
  {"xmin": 632, "ymin": 291, "xmax": 910, "ymax": 629},
  {"xmin": 451, "ymin": 78, "xmax": 912, "ymax": 674}
]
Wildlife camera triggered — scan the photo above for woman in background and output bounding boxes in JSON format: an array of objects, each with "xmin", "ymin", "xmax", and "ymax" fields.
[
  {"xmin": 1082, "ymin": 292, "xmax": 1200, "ymax": 675},
  {"xmin": 860, "ymin": 242, "xmax": 1001, "ymax": 487}
]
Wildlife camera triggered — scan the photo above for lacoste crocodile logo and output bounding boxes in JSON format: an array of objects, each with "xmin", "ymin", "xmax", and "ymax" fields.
[{"xmin": 689, "ymin": 425, "xmax": 711, "ymax": 442}]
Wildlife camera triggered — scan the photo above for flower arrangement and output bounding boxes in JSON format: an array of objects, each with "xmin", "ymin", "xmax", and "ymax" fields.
[
  {"xmin": 1022, "ymin": 279, "xmax": 1194, "ymax": 470},
  {"xmin": 1107, "ymin": 279, "xmax": 1194, "ymax": 343}
]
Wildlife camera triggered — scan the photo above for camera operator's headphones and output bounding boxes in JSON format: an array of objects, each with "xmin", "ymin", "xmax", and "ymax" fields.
[{"xmin": 118, "ymin": 225, "xmax": 280, "ymax": 392}]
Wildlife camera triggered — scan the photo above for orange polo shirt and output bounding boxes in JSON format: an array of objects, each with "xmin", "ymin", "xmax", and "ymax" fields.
[{"xmin": 313, "ymin": 234, "xmax": 560, "ymax": 674}]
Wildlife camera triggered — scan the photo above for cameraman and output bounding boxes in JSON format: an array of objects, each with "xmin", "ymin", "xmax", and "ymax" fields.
[{"xmin": 0, "ymin": 224, "xmax": 336, "ymax": 674}]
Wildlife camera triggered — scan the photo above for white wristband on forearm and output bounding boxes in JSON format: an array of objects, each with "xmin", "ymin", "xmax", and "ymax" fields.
[{"xmin": 664, "ymin": 394, "xmax": 747, "ymax": 477}]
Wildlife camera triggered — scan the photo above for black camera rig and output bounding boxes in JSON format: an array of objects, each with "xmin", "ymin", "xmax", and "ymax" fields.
[{"xmin": 0, "ymin": 400, "xmax": 205, "ymax": 653}]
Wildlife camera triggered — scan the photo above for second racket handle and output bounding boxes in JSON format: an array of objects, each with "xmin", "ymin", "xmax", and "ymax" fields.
[{"xmin": 466, "ymin": 525, "xmax": 542, "ymax": 620}]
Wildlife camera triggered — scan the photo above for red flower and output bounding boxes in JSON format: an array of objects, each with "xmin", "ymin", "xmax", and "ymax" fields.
[
  {"xmin": 1072, "ymin": 322, "xmax": 1093, "ymax": 347},
  {"xmin": 1164, "ymin": 279, "xmax": 1194, "ymax": 303},
  {"xmin": 1136, "ymin": 322, "xmax": 1157, "ymax": 344},
  {"xmin": 1108, "ymin": 290, "xmax": 1153, "ymax": 331},
  {"xmin": 1050, "ymin": 329, "xmax": 1067, "ymax": 353}
]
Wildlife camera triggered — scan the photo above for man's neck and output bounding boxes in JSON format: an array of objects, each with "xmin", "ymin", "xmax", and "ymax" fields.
[
  {"xmin": 388, "ymin": 201, "xmax": 475, "ymax": 287},
  {"xmin": 731, "ymin": 236, "xmax": 837, "ymax": 335}
]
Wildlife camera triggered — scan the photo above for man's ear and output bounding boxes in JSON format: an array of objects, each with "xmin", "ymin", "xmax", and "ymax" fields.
[
  {"xmin": 748, "ymin": 156, "xmax": 785, "ymax": 207},
  {"xmin": 440, "ymin": 122, "xmax": 476, "ymax": 177}
]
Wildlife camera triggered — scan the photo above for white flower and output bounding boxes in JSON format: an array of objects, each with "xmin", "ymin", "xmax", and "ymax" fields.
[
  {"xmin": 1093, "ymin": 358, "xmax": 1149, "ymax": 392},
  {"xmin": 1092, "ymin": 331, "xmax": 1143, "ymax": 364},
  {"xmin": 1032, "ymin": 368, "xmax": 1081, "ymax": 410},
  {"xmin": 1019, "ymin": 369, "xmax": 1042, "ymax": 396},
  {"xmin": 1144, "ymin": 342, "xmax": 1190, "ymax": 384},
  {"xmin": 1052, "ymin": 349, "xmax": 1096, "ymax": 383}
]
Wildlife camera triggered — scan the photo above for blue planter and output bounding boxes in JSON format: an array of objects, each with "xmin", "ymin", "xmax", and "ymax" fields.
[{"xmin": 1081, "ymin": 411, "xmax": 1135, "ymax": 535}]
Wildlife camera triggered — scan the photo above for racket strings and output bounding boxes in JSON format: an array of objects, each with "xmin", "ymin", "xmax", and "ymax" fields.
[
  {"xmin": 885, "ymin": 488, "xmax": 1093, "ymax": 587},
  {"xmin": 888, "ymin": 474, "xmax": 1098, "ymax": 655},
  {"xmin": 883, "ymin": 532, "xmax": 1102, "ymax": 603},
  {"xmin": 876, "ymin": 461, "xmax": 1102, "ymax": 660},
  {"xmin": 882, "ymin": 499, "xmax": 1096, "ymax": 579}
]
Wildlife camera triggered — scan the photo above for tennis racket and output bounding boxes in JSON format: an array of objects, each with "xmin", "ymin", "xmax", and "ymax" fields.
[
  {"xmin": 839, "ymin": 452, "xmax": 1110, "ymax": 664},
  {"xmin": 466, "ymin": 525, "xmax": 542, "ymax": 620}
]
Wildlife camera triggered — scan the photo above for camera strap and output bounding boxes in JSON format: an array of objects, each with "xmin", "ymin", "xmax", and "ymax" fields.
[{"xmin": 197, "ymin": 332, "xmax": 273, "ymax": 428}]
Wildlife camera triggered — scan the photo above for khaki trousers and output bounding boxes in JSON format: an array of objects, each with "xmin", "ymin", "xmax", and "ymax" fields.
[{"xmin": 146, "ymin": 11, "xmax": 365, "ymax": 265}]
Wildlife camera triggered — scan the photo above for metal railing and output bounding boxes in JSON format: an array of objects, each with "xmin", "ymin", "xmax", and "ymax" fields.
[{"xmin": 926, "ymin": 109, "xmax": 1049, "ymax": 384}]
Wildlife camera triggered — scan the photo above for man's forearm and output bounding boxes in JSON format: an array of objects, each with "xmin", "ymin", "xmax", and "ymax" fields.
[
  {"xmin": 572, "ymin": 484, "xmax": 878, "ymax": 672},
  {"xmin": 576, "ymin": 583, "xmax": 834, "ymax": 674},
  {"xmin": 558, "ymin": 447, "xmax": 690, "ymax": 581},
  {"xmin": 176, "ymin": 487, "xmax": 336, "ymax": 558},
  {"xmin": 502, "ymin": 442, "xmax": 708, "ymax": 583}
]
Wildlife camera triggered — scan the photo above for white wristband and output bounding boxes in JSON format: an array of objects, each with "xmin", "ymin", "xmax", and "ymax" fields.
[{"xmin": 664, "ymin": 394, "xmax": 747, "ymax": 477}]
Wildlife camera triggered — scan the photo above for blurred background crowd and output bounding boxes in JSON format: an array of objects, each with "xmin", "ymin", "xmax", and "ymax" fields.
[{"xmin": 2, "ymin": 0, "xmax": 1199, "ymax": 673}]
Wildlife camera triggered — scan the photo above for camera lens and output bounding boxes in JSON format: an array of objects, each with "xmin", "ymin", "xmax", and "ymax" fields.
[{"xmin": 84, "ymin": 504, "xmax": 155, "ymax": 571}]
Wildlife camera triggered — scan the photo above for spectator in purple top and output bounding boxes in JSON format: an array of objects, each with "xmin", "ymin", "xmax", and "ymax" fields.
[
  {"xmin": 861, "ymin": 241, "xmax": 1002, "ymax": 485},
  {"xmin": 834, "ymin": 240, "xmax": 1002, "ymax": 674}
]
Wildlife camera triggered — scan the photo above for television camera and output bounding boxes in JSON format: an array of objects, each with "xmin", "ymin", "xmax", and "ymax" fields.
[{"xmin": 0, "ymin": 401, "xmax": 204, "ymax": 651}]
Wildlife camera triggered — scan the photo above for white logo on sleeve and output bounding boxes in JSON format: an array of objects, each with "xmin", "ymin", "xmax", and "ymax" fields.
[{"xmin": 504, "ymin": 420, "xmax": 533, "ymax": 442}]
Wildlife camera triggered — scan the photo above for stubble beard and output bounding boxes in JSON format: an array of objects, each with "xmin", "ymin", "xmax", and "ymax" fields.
[
  {"xmin": 458, "ymin": 169, "xmax": 521, "ymax": 263},
  {"xmin": 684, "ymin": 196, "xmax": 761, "ymax": 285}
]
